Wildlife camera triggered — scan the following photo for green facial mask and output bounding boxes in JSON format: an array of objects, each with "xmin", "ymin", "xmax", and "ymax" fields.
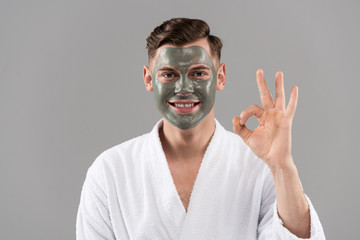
[{"xmin": 152, "ymin": 46, "xmax": 217, "ymax": 130}]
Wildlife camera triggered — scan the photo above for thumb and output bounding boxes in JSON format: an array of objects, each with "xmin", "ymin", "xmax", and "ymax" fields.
[{"xmin": 232, "ymin": 116, "xmax": 252, "ymax": 143}]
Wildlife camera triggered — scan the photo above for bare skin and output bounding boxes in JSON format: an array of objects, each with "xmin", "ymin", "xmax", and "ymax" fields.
[
  {"xmin": 143, "ymin": 38, "xmax": 310, "ymax": 238},
  {"xmin": 233, "ymin": 70, "xmax": 310, "ymax": 238}
]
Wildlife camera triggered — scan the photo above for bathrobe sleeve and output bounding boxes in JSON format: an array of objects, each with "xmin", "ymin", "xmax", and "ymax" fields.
[
  {"xmin": 76, "ymin": 166, "xmax": 116, "ymax": 240},
  {"xmin": 257, "ymin": 168, "xmax": 326, "ymax": 240}
]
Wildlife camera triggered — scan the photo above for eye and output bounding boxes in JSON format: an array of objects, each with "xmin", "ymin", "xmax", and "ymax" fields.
[
  {"xmin": 162, "ymin": 73, "xmax": 177, "ymax": 78},
  {"xmin": 190, "ymin": 71, "xmax": 208, "ymax": 78},
  {"xmin": 193, "ymin": 72, "xmax": 205, "ymax": 77},
  {"xmin": 157, "ymin": 71, "xmax": 179, "ymax": 83}
]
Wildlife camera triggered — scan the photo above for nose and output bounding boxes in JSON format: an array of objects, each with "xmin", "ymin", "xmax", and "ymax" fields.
[{"xmin": 174, "ymin": 74, "xmax": 194, "ymax": 96}]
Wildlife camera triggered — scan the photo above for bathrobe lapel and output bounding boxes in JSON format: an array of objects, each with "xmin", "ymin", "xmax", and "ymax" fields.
[{"xmin": 147, "ymin": 120, "xmax": 186, "ymax": 239}]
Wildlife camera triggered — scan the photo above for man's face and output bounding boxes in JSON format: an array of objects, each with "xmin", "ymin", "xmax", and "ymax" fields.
[{"xmin": 151, "ymin": 45, "xmax": 217, "ymax": 130}]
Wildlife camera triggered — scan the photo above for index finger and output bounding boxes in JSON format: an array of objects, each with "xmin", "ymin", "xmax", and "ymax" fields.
[{"xmin": 256, "ymin": 69, "xmax": 274, "ymax": 110}]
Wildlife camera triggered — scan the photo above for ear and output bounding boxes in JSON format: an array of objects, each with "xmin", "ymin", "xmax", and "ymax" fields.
[
  {"xmin": 216, "ymin": 63, "xmax": 226, "ymax": 91},
  {"xmin": 143, "ymin": 65, "xmax": 153, "ymax": 92}
]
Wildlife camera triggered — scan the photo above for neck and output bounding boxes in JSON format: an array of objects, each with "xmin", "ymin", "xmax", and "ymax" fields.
[{"xmin": 159, "ymin": 109, "xmax": 216, "ymax": 162}]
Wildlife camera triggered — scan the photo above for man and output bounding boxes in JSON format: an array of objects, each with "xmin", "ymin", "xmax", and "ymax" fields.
[{"xmin": 76, "ymin": 18, "xmax": 325, "ymax": 239}]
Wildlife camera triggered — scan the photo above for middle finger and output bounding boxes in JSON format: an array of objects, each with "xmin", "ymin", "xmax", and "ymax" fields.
[{"xmin": 256, "ymin": 69, "xmax": 274, "ymax": 110}]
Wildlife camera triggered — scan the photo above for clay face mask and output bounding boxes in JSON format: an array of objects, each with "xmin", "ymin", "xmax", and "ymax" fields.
[{"xmin": 152, "ymin": 46, "xmax": 217, "ymax": 129}]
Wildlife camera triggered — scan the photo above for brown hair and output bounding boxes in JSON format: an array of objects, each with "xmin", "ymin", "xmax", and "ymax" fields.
[{"xmin": 146, "ymin": 18, "xmax": 223, "ymax": 64}]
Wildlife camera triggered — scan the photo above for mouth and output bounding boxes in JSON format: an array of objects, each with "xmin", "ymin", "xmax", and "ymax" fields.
[{"xmin": 167, "ymin": 100, "xmax": 201, "ymax": 114}]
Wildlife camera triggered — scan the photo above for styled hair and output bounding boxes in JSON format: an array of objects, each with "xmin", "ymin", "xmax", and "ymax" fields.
[{"xmin": 146, "ymin": 18, "xmax": 223, "ymax": 64}]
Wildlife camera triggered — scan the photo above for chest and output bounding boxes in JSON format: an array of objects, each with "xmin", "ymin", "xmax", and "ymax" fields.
[{"xmin": 167, "ymin": 159, "xmax": 202, "ymax": 212}]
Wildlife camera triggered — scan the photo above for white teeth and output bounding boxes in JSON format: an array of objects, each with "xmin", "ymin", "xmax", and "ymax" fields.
[{"xmin": 174, "ymin": 103, "xmax": 195, "ymax": 108}]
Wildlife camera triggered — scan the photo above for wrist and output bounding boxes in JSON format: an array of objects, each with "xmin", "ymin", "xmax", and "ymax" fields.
[{"xmin": 268, "ymin": 155, "xmax": 297, "ymax": 176}]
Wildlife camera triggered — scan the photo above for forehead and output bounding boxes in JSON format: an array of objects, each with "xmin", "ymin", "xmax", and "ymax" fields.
[{"xmin": 154, "ymin": 46, "xmax": 214, "ymax": 70}]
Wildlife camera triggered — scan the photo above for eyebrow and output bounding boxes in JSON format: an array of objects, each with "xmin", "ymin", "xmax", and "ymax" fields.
[
  {"xmin": 189, "ymin": 66, "xmax": 211, "ymax": 71},
  {"xmin": 158, "ymin": 67, "xmax": 177, "ymax": 71},
  {"xmin": 158, "ymin": 66, "xmax": 211, "ymax": 72}
]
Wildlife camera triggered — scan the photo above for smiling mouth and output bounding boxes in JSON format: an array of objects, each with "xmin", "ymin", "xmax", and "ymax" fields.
[
  {"xmin": 168, "ymin": 102, "xmax": 201, "ymax": 108},
  {"xmin": 167, "ymin": 100, "xmax": 201, "ymax": 114},
  {"xmin": 168, "ymin": 100, "xmax": 201, "ymax": 108}
]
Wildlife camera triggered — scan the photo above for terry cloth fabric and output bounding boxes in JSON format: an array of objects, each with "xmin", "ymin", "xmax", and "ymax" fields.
[{"xmin": 76, "ymin": 119, "xmax": 325, "ymax": 240}]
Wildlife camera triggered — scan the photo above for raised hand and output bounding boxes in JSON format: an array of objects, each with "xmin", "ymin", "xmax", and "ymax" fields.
[{"xmin": 233, "ymin": 69, "xmax": 298, "ymax": 171}]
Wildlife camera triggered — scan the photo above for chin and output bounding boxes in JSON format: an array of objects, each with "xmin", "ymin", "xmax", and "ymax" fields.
[{"xmin": 170, "ymin": 116, "xmax": 204, "ymax": 130}]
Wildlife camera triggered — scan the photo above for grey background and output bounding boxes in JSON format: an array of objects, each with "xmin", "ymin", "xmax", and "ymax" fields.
[{"xmin": 1, "ymin": 0, "xmax": 358, "ymax": 239}]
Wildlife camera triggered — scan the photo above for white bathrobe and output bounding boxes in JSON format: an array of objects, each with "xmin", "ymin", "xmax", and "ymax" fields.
[{"xmin": 76, "ymin": 119, "xmax": 325, "ymax": 240}]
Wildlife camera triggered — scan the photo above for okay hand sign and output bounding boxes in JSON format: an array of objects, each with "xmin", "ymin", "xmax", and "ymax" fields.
[{"xmin": 233, "ymin": 69, "xmax": 298, "ymax": 171}]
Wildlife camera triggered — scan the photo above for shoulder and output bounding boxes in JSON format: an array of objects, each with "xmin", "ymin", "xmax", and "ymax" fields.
[
  {"xmin": 103, "ymin": 133, "xmax": 149, "ymax": 159},
  {"xmin": 88, "ymin": 132, "xmax": 150, "ymax": 177}
]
